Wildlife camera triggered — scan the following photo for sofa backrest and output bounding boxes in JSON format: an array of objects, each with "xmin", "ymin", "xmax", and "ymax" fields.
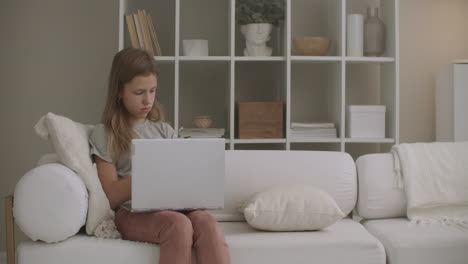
[
  {"xmin": 355, "ymin": 153, "xmax": 407, "ymax": 219},
  {"xmin": 209, "ymin": 150, "xmax": 357, "ymax": 221}
]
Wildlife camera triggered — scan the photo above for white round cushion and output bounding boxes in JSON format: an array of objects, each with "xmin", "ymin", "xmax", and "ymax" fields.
[{"xmin": 14, "ymin": 163, "xmax": 88, "ymax": 243}]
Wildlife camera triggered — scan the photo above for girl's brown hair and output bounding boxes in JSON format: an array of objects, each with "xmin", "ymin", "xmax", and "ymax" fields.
[{"xmin": 102, "ymin": 48, "xmax": 165, "ymax": 161}]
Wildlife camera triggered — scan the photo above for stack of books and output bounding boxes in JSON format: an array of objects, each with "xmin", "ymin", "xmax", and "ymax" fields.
[
  {"xmin": 178, "ymin": 128, "xmax": 225, "ymax": 138},
  {"xmin": 290, "ymin": 122, "xmax": 337, "ymax": 139},
  {"xmin": 125, "ymin": 9, "xmax": 161, "ymax": 56}
]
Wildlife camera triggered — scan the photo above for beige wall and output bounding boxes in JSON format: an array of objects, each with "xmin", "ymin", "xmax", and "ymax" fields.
[
  {"xmin": 0, "ymin": 0, "xmax": 118, "ymax": 252},
  {"xmin": 399, "ymin": 0, "xmax": 468, "ymax": 143},
  {"xmin": 0, "ymin": 0, "xmax": 467, "ymax": 253}
]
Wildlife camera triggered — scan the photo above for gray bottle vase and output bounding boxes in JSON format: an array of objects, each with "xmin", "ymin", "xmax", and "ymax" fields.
[{"xmin": 364, "ymin": 7, "xmax": 386, "ymax": 56}]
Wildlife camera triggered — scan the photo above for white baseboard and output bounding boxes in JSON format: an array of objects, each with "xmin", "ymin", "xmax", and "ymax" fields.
[{"xmin": 0, "ymin": 251, "xmax": 6, "ymax": 264}]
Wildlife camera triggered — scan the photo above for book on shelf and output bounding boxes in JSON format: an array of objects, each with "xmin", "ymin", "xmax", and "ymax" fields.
[
  {"xmin": 291, "ymin": 122, "xmax": 335, "ymax": 129},
  {"xmin": 147, "ymin": 14, "xmax": 161, "ymax": 56},
  {"xmin": 125, "ymin": 9, "xmax": 162, "ymax": 56},
  {"xmin": 132, "ymin": 13, "xmax": 144, "ymax": 50},
  {"xmin": 179, "ymin": 128, "xmax": 225, "ymax": 138},
  {"xmin": 125, "ymin": 14, "xmax": 140, "ymax": 49},
  {"xmin": 138, "ymin": 9, "xmax": 154, "ymax": 56}
]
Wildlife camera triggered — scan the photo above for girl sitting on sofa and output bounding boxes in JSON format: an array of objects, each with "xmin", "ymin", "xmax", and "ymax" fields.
[{"xmin": 89, "ymin": 47, "xmax": 230, "ymax": 264}]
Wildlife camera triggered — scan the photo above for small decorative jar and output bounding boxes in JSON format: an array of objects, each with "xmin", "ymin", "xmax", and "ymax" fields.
[{"xmin": 194, "ymin": 115, "xmax": 213, "ymax": 128}]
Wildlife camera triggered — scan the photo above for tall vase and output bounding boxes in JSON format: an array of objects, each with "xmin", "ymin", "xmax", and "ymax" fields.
[
  {"xmin": 364, "ymin": 7, "xmax": 386, "ymax": 56},
  {"xmin": 347, "ymin": 14, "xmax": 364, "ymax": 57}
]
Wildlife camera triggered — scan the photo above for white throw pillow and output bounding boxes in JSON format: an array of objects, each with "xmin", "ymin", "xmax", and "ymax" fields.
[
  {"xmin": 242, "ymin": 185, "xmax": 345, "ymax": 231},
  {"xmin": 34, "ymin": 112, "xmax": 114, "ymax": 235}
]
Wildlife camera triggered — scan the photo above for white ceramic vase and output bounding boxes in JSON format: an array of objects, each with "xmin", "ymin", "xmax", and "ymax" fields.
[{"xmin": 347, "ymin": 14, "xmax": 364, "ymax": 57}]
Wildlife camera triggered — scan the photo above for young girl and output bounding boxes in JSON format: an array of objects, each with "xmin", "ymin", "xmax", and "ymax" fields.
[{"xmin": 89, "ymin": 48, "xmax": 230, "ymax": 264}]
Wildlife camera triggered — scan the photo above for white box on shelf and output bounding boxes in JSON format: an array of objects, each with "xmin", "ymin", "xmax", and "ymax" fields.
[{"xmin": 347, "ymin": 105, "xmax": 386, "ymax": 138}]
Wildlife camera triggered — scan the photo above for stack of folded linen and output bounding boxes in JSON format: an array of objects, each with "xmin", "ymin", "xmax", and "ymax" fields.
[{"xmin": 290, "ymin": 122, "xmax": 337, "ymax": 139}]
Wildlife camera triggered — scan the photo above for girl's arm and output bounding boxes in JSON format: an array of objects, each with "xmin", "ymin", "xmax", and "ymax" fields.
[{"xmin": 94, "ymin": 155, "xmax": 131, "ymax": 210}]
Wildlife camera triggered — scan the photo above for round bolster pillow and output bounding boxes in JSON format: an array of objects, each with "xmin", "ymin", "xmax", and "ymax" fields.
[{"xmin": 13, "ymin": 163, "xmax": 88, "ymax": 243}]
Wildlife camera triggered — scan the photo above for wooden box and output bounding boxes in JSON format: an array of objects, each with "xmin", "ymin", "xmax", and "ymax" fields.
[{"xmin": 236, "ymin": 102, "xmax": 284, "ymax": 139}]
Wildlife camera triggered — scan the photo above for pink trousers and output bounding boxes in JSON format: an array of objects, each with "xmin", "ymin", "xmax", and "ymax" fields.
[{"xmin": 115, "ymin": 207, "xmax": 231, "ymax": 264}]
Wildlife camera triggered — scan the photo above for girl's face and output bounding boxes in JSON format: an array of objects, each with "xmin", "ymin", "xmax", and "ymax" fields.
[{"xmin": 120, "ymin": 74, "xmax": 157, "ymax": 125}]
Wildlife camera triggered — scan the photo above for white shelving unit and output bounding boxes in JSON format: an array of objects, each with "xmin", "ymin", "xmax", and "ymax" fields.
[{"xmin": 119, "ymin": 0, "xmax": 399, "ymax": 158}]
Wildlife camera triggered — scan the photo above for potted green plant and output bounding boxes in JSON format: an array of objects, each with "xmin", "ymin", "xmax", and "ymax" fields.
[
  {"xmin": 236, "ymin": 0, "xmax": 285, "ymax": 27},
  {"xmin": 236, "ymin": 0, "xmax": 285, "ymax": 57}
]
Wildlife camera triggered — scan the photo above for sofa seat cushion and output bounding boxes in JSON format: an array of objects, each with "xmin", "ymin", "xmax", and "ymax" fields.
[
  {"xmin": 18, "ymin": 235, "xmax": 160, "ymax": 264},
  {"xmin": 225, "ymin": 219, "xmax": 384, "ymax": 264},
  {"xmin": 363, "ymin": 218, "xmax": 468, "ymax": 264},
  {"xmin": 18, "ymin": 219, "xmax": 385, "ymax": 264}
]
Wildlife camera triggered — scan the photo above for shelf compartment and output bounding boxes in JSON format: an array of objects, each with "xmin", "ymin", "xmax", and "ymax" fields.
[
  {"xmin": 290, "ymin": 62, "xmax": 343, "ymax": 138},
  {"xmin": 178, "ymin": 61, "xmax": 230, "ymax": 135},
  {"xmin": 291, "ymin": 0, "xmax": 342, "ymax": 57},
  {"xmin": 234, "ymin": 1, "xmax": 286, "ymax": 57},
  {"xmin": 234, "ymin": 61, "xmax": 286, "ymax": 140},
  {"xmin": 235, "ymin": 61, "xmax": 286, "ymax": 102},
  {"xmin": 122, "ymin": 0, "xmax": 176, "ymax": 56},
  {"xmin": 346, "ymin": 0, "xmax": 398, "ymax": 58},
  {"xmin": 345, "ymin": 62, "xmax": 397, "ymax": 139},
  {"xmin": 180, "ymin": 0, "xmax": 230, "ymax": 56}
]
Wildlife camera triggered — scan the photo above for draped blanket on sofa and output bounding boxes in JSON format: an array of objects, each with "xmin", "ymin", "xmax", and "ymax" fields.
[{"xmin": 391, "ymin": 142, "xmax": 468, "ymax": 228}]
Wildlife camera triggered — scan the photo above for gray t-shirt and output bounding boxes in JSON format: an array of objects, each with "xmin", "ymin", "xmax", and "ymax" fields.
[{"xmin": 89, "ymin": 120, "xmax": 176, "ymax": 178}]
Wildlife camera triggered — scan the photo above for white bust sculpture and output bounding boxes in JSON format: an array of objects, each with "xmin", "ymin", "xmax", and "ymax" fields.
[{"xmin": 240, "ymin": 23, "xmax": 273, "ymax": 57}]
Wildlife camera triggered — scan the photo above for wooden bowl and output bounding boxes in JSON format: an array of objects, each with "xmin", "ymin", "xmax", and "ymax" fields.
[{"xmin": 293, "ymin": 37, "xmax": 331, "ymax": 56}]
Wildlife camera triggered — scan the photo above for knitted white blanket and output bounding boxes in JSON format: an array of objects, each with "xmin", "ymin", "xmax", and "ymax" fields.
[{"xmin": 391, "ymin": 142, "xmax": 468, "ymax": 228}]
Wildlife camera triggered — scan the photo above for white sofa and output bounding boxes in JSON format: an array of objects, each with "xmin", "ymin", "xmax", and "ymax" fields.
[
  {"xmin": 356, "ymin": 153, "xmax": 468, "ymax": 264},
  {"xmin": 12, "ymin": 150, "xmax": 386, "ymax": 264}
]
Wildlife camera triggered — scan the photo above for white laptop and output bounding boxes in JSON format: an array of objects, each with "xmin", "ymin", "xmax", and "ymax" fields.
[{"xmin": 130, "ymin": 138, "xmax": 225, "ymax": 212}]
